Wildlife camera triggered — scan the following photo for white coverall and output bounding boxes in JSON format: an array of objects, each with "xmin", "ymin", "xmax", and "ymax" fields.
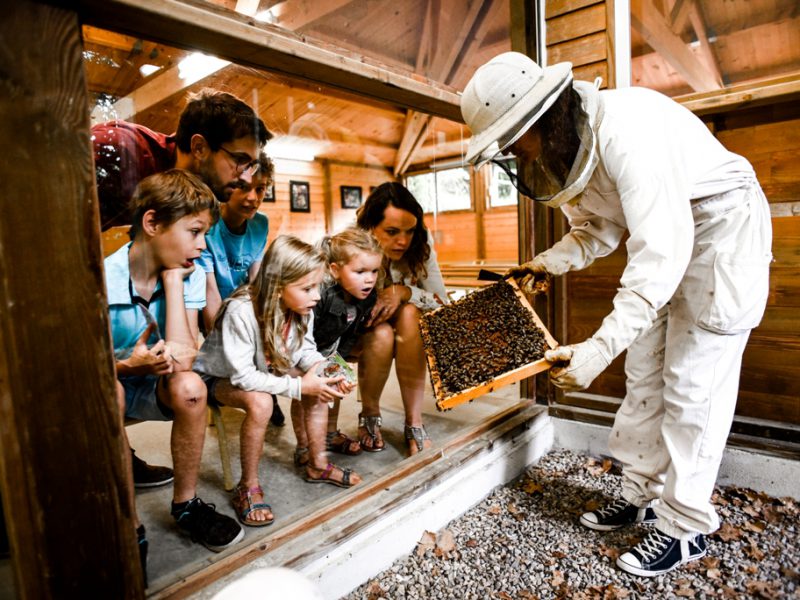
[{"xmin": 535, "ymin": 83, "xmax": 773, "ymax": 539}]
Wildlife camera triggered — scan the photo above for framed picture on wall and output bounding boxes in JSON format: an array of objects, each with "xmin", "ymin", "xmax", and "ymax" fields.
[
  {"xmin": 289, "ymin": 180, "xmax": 310, "ymax": 212},
  {"xmin": 263, "ymin": 182, "xmax": 275, "ymax": 203},
  {"xmin": 340, "ymin": 185, "xmax": 362, "ymax": 209}
]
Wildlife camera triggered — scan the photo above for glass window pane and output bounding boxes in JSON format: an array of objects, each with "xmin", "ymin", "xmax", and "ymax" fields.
[
  {"xmin": 631, "ymin": 0, "xmax": 800, "ymax": 97},
  {"xmin": 489, "ymin": 159, "xmax": 517, "ymax": 208},
  {"xmin": 406, "ymin": 167, "xmax": 470, "ymax": 213}
]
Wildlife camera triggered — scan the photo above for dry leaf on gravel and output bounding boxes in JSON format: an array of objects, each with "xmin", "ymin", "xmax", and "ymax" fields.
[
  {"xmin": 551, "ymin": 570, "xmax": 565, "ymax": 586},
  {"xmin": 744, "ymin": 539, "xmax": 765, "ymax": 560},
  {"xmin": 584, "ymin": 499, "xmax": 601, "ymax": 512},
  {"xmin": 706, "ymin": 568, "xmax": 721, "ymax": 579},
  {"xmin": 518, "ymin": 591, "xmax": 539, "ymax": 600},
  {"xmin": 434, "ymin": 529, "xmax": 456, "ymax": 559},
  {"xmin": 522, "ymin": 480, "xmax": 543, "ymax": 495},
  {"xmin": 713, "ymin": 522, "xmax": 743, "ymax": 542},
  {"xmin": 745, "ymin": 580, "xmax": 782, "ymax": 599},
  {"xmin": 743, "ymin": 520, "xmax": 766, "ymax": 533},
  {"xmin": 365, "ymin": 580, "xmax": 385, "ymax": 600},
  {"xmin": 494, "ymin": 591, "xmax": 513, "ymax": 600},
  {"xmin": 508, "ymin": 503, "xmax": 526, "ymax": 521},
  {"xmin": 488, "ymin": 505, "xmax": 502, "ymax": 515},
  {"xmin": 598, "ymin": 545, "xmax": 620, "ymax": 560},
  {"xmin": 466, "ymin": 538, "xmax": 478, "ymax": 548},
  {"xmin": 416, "ymin": 530, "xmax": 436, "ymax": 556},
  {"xmin": 701, "ymin": 556, "xmax": 720, "ymax": 569}
]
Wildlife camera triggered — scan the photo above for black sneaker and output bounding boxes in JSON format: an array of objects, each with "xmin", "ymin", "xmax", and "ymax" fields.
[
  {"xmin": 136, "ymin": 524, "xmax": 148, "ymax": 589},
  {"xmin": 270, "ymin": 395, "xmax": 285, "ymax": 427},
  {"xmin": 580, "ymin": 499, "xmax": 656, "ymax": 531},
  {"xmin": 172, "ymin": 497, "xmax": 244, "ymax": 552},
  {"xmin": 617, "ymin": 529, "xmax": 706, "ymax": 576},
  {"xmin": 132, "ymin": 450, "xmax": 174, "ymax": 489}
]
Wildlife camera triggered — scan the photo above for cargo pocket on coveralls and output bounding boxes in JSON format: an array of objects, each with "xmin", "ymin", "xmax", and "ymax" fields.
[{"xmin": 697, "ymin": 252, "xmax": 771, "ymax": 334}]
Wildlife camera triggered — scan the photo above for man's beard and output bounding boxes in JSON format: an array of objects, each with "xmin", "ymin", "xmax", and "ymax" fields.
[{"xmin": 198, "ymin": 161, "xmax": 237, "ymax": 203}]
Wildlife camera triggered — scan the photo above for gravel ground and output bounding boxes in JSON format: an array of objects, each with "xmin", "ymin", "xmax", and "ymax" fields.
[{"xmin": 345, "ymin": 449, "xmax": 799, "ymax": 600}]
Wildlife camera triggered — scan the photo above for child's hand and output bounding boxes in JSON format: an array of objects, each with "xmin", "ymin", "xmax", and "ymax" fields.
[
  {"xmin": 336, "ymin": 380, "xmax": 356, "ymax": 395},
  {"xmin": 119, "ymin": 323, "xmax": 174, "ymax": 376},
  {"xmin": 300, "ymin": 368, "xmax": 346, "ymax": 404},
  {"xmin": 161, "ymin": 264, "xmax": 196, "ymax": 285}
]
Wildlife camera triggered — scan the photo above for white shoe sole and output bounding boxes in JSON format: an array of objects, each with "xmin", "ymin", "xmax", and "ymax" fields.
[{"xmin": 616, "ymin": 548, "xmax": 707, "ymax": 577}]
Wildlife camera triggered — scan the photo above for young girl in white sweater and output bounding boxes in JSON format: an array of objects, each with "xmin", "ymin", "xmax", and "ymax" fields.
[{"xmin": 195, "ymin": 235, "xmax": 360, "ymax": 527}]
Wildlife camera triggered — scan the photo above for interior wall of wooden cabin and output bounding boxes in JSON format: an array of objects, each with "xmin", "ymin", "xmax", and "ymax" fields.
[{"xmin": 546, "ymin": 0, "xmax": 800, "ymax": 433}]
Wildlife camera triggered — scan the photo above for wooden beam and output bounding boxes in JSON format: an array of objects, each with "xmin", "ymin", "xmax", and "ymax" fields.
[
  {"xmin": 79, "ymin": 0, "xmax": 463, "ymax": 122},
  {"xmin": 0, "ymin": 2, "xmax": 142, "ymax": 597},
  {"xmin": 676, "ymin": 72, "xmax": 800, "ymax": 115},
  {"xmin": 687, "ymin": 2, "xmax": 723, "ymax": 88},
  {"xmin": 668, "ymin": 0, "xmax": 692, "ymax": 32},
  {"xmin": 271, "ymin": 0, "xmax": 355, "ymax": 31},
  {"xmin": 630, "ymin": 0, "xmax": 721, "ymax": 92},
  {"xmin": 394, "ymin": 111, "xmax": 433, "ymax": 176},
  {"xmin": 101, "ymin": 0, "xmax": 359, "ymax": 123},
  {"xmin": 394, "ymin": 0, "xmax": 493, "ymax": 175}
]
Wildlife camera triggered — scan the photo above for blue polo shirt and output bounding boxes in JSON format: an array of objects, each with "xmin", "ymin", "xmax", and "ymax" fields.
[
  {"xmin": 105, "ymin": 243, "xmax": 206, "ymax": 360},
  {"xmin": 196, "ymin": 212, "xmax": 269, "ymax": 301}
]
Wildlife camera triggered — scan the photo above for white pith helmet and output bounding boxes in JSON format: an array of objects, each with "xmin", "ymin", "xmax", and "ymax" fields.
[{"xmin": 461, "ymin": 52, "xmax": 573, "ymax": 167}]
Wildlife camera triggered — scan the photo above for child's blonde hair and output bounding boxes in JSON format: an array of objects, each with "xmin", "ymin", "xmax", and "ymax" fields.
[
  {"xmin": 129, "ymin": 169, "xmax": 219, "ymax": 239},
  {"xmin": 223, "ymin": 235, "xmax": 326, "ymax": 372},
  {"xmin": 317, "ymin": 226, "xmax": 384, "ymax": 284}
]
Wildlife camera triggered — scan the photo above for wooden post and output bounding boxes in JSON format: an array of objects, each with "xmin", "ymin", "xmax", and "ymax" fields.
[
  {"xmin": 0, "ymin": 2, "xmax": 143, "ymax": 597},
  {"xmin": 510, "ymin": 0, "xmax": 554, "ymax": 404}
]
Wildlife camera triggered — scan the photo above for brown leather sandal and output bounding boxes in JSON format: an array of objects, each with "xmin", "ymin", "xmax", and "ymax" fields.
[
  {"xmin": 326, "ymin": 430, "xmax": 362, "ymax": 456},
  {"xmin": 304, "ymin": 463, "xmax": 357, "ymax": 488}
]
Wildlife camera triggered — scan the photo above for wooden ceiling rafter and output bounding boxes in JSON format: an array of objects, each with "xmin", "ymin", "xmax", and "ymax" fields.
[
  {"xmin": 100, "ymin": 0, "xmax": 363, "ymax": 123},
  {"xmin": 631, "ymin": 0, "xmax": 722, "ymax": 92},
  {"xmin": 686, "ymin": 2, "xmax": 723, "ymax": 88},
  {"xmin": 394, "ymin": 0, "xmax": 496, "ymax": 176}
]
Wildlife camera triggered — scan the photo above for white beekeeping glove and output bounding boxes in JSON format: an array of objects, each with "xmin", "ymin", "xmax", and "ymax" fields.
[{"xmin": 544, "ymin": 338, "xmax": 610, "ymax": 392}]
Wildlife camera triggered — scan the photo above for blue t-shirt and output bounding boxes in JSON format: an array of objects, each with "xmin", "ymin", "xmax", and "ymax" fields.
[
  {"xmin": 105, "ymin": 243, "xmax": 206, "ymax": 360},
  {"xmin": 196, "ymin": 212, "xmax": 269, "ymax": 300}
]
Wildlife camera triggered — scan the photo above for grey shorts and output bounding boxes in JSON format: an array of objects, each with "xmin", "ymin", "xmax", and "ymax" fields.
[{"xmin": 120, "ymin": 375, "xmax": 174, "ymax": 421}]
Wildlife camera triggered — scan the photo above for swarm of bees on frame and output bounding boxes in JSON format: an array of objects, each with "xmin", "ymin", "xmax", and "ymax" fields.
[{"xmin": 420, "ymin": 280, "xmax": 547, "ymax": 400}]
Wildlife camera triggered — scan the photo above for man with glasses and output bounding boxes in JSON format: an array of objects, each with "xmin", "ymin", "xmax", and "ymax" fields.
[
  {"xmin": 93, "ymin": 89, "xmax": 274, "ymax": 486},
  {"xmin": 93, "ymin": 88, "xmax": 271, "ymax": 230}
]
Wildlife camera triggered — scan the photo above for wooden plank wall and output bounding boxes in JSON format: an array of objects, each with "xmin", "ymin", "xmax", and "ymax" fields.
[
  {"xmin": 546, "ymin": 0, "xmax": 611, "ymax": 88},
  {"xmin": 549, "ymin": 2, "xmax": 800, "ymax": 427}
]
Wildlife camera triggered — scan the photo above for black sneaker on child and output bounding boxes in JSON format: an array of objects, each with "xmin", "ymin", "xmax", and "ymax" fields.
[
  {"xmin": 580, "ymin": 498, "xmax": 657, "ymax": 531},
  {"xmin": 132, "ymin": 449, "xmax": 174, "ymax": 488},
  {"xmin": 617, "ymin": 529, "xmax": 706, "ymax": 576},
  {"xmin": 270, "ymin": 395, "xmax": 285, "ymax": 427},
  {"xmin": 172, "ymin": 497, "xmax": 244, "ymax": 552}
]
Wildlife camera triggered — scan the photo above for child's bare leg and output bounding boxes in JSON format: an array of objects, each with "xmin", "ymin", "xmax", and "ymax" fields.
[
  {"xmin": 327, "ymin": 397, "xmax": 341, "ymax": 434},
  {"xmin": 159, "ymin": 371, "xmax": 208, "ymax": 503},
  {"xmin": 357, "ymin": 323, "xmax": 394, "ymax": 450},
  {"xmin": 394, "ymin": 303, "xmax": 432, "ymax": 455},
  {"xmin": 116, "ymin": 381, "xmax": 139, "ymax": 528},
  {"xmin": 213, "ymin": 381, "xmax": 273, "ymax": 523},
  {"xmin": 305, "ymin": 399, "xmax": 362, "ymax": 486}
]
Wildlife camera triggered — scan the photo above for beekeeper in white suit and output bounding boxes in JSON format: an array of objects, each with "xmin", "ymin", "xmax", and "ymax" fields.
[{"xmin": 461, "ymin": 52, "xmax": 772, "ymax": 577}]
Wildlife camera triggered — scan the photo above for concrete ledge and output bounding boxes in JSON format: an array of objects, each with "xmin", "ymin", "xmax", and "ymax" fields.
[{"xmin": 195, "ymin": 405, "xmax": 553, "ymax": 599}]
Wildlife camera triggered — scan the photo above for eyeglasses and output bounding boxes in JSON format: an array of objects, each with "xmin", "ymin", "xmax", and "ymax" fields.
[{"xmin": 219, "ymin": 146, "xmax": 259, "ymax": 175}]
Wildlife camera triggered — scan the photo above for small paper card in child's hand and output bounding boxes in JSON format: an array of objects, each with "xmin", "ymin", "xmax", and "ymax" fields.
[{"xmin": 419, "ymin": 278, "xmax": 558, "ymax": 411}]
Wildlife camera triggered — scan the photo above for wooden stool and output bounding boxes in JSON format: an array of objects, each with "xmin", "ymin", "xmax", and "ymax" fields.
[{"xmin": 207, "ymin": 404, "xmax": 235, "ymax": 491}]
